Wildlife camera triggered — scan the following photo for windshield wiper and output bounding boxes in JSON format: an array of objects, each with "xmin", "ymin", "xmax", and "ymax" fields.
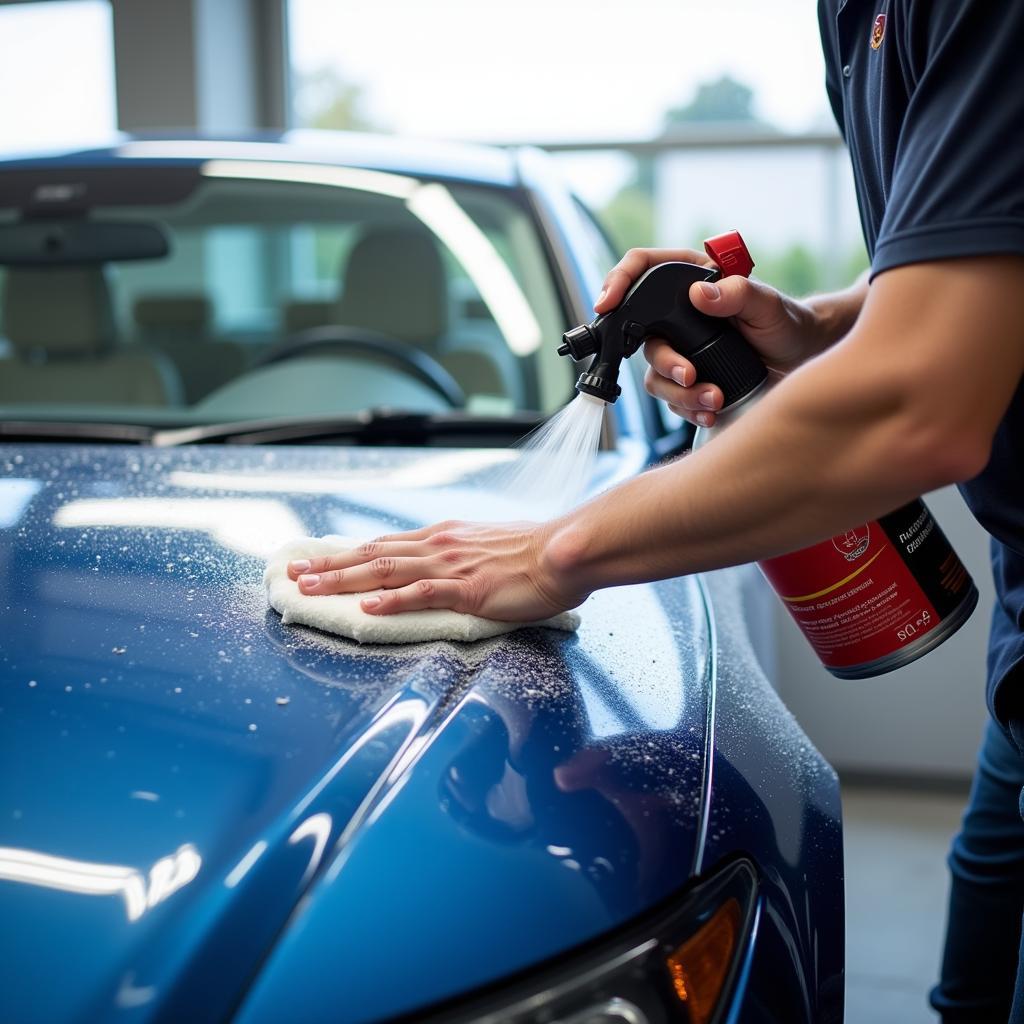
[
  {"xmin": 0, "ymin": 420, "xmax": 154, "ymax": 444},
  {"xmin": 153, "ymin": 409, "xmax": 545, "ymax": 447}
]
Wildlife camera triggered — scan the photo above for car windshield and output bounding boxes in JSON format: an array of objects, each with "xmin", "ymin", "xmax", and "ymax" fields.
[{"xmin": 0, "ymin": 161, "xmax": 575, "ymax": 432}]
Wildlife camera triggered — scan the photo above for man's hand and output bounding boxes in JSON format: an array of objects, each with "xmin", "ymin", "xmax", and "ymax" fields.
[
  {"xmin": 287, "ymin": 520, "xmax": 585, "ymax": 621},
  {"xmin": 595, "ymin": 247, "xmax": 864, "ymax": 427}
]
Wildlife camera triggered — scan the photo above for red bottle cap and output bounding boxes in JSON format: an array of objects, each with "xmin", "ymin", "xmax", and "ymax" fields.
[{"xmin": 704, "ymin": 230, "xmax": 755, "ymax": 279}]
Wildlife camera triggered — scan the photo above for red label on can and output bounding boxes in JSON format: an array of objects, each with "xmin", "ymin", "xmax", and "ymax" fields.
[{"xmin": 760, "ymin": 519, "xmax": 940, "ymax": 670}]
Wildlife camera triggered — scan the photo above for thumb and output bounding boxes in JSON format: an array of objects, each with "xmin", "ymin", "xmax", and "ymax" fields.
[{"xmin": 688, "ymin": 275, "xmax": 786, "ymax": 329}]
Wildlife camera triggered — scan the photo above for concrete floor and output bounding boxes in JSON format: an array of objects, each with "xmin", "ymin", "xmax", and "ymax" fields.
[{"xmin": 843, "ymin": 783, "xmax": 968, "ymax": 1024}]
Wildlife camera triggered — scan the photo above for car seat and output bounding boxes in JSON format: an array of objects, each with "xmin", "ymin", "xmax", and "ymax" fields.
[
  {"xmin": 133, "ymin": 294, "xmax": 247, "ymax": 404},
  {"xmin": 282, "ymin": 226, "xmax": 508, "ymax": 402},
  {"xmin": 0, "ymin": 268, "xmax": 182, "ymax": 406}
]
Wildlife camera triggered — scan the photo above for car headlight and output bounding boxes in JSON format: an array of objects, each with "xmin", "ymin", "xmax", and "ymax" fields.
[{"xmin": 430, "ymin": 859, "xmax": 758, "ymax": 1024}]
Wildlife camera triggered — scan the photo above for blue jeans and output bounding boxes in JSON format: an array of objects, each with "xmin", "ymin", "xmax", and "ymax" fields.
[{"xmin": 931, "ymin": 719, "xmax": 1024, "ymax": 1023}]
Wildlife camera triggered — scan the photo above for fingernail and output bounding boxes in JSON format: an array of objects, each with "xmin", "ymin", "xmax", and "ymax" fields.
[
  {"xmin": 699, "ymin": 391, "xmax": 717, "ymax": 408},
  {"xmin": 595, "ymin": 288, "xmax": 607, "ymax": 307},
  {"xmin": 671, "ymin": 367, "xmax": 689, "ymax": 386},
  {"xmin": 362, "ymin": 596, "xmax": 381, "ymax": 609},
  {"xmin": 696, "ymin": 412, "xmax": 713, "ymax": 427},
  {"xmin": 698, "ymin": 281, "xmax": 720, "ymax": 300},
  {"xmin": 299, "ymin": 574, "xmax": 320, "ymax": 587},
  {"xmin": 290, "ymin": 559, "xmax": 311, "ymax": 573}
]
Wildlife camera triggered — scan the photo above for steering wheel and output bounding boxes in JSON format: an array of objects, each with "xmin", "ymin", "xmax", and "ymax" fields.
[{"xmin": 253, "ymin": 326, "xmax": 466, "ymax": 408}]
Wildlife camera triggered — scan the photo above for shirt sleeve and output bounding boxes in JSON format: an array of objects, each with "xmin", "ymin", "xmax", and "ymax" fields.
[{"xmin": 873, "ymin": 0, "xmax": 1024, "ymax": 274}]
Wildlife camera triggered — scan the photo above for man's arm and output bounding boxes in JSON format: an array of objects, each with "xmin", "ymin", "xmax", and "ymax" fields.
[
  {"xmin": 546, "ymin": 256, "xmax": 1022, "ymax": 592},
  {"xmin": 289, "ymin": 256, "xmax": 1024, "ymax": 622}
]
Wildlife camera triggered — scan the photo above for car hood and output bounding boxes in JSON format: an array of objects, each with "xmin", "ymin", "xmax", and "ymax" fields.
[{"xmin": 0, "ymin": 444, "xmax": 712, "ymax": 1024}]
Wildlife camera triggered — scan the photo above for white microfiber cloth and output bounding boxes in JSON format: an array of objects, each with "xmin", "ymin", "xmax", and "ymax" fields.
[{"xmin": 264, "ymin": 536, "xmax": 581, "ymax": 644}]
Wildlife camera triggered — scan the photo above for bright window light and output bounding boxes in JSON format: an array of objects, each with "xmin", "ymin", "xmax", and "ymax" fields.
[{"xmin": 0, "ymin": 0, "xmax": 116, "ymax": 154}]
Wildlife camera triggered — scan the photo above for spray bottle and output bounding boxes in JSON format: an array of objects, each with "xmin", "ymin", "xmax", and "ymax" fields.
[{"xmin": 558, "ymin": 232, "xmax": 977, "ymax": 678}]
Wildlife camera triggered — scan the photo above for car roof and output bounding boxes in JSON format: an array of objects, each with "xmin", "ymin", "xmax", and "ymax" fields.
[{"xmin": 0, "ymin": 130, "xmax": 522, "ymax": 189}]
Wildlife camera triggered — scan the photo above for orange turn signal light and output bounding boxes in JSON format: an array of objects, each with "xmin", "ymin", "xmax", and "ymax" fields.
[{"xmin": 665, "ymin": 896, "xmax": 743, "ymax": 1024}]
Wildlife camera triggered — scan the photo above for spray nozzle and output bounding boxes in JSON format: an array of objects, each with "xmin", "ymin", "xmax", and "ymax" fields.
[
  {"xmin": 559, "ymin": 233, "xmax": 768, "ymax": 407},
  {"xmin": 557, "ymin": 324, "xmax": 598, "ymax": 360}
]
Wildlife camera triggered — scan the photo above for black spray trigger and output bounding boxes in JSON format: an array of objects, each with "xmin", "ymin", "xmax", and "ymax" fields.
[{"xmin": 559, "ymin": 261, "xmax": 767, "ymax": 407}]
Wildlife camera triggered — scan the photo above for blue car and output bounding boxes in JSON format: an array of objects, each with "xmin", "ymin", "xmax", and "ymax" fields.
[{"xmin": 0, "ymin": 135, "xmax": 843, "ymax": 1024}]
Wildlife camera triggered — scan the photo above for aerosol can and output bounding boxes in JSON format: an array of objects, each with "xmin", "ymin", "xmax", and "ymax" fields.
[{"xmin": 558, "ymin": 232, "xmax": 977, "ymax": 678}]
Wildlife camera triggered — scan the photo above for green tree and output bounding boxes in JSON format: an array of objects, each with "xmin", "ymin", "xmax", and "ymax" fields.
[
  {"xmin": 748, "ymin": 241, "xmax": 870, "ymax": 297},
  {"xmin": 600, "ymin": 184, "xmax": 655, "ymax": 254},
  {"xmin": 598, "ymin": 75, "xmax": 763, "ymax": 252},
  {"xmin": 843, "ymin": 242, "xmax": 870, "ymax": 283},
  {"xmin": 663, "ymin": 75, "xmax": 761, "ymax": 127},
  {"xmin": 754, "ymin": 243, "xmax": 821, "ymax": 297},
  {"xmin": 293, "ymin": 67, "xmax": 379, "ymax": 132}
]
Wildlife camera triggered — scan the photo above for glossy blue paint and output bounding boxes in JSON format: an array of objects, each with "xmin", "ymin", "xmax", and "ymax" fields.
[
  {"xmin": 1, "ymin": 444, "xmax": 710, "ymax": 1022},
  {"xmin": 0, "ymin": 139, "xmax": 844, "ymax": 1023},
  {"xmin": 701, "ymin": 566, "xmax": 845, "ymax": 1023}
]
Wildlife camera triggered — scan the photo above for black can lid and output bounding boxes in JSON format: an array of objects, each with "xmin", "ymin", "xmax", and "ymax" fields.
[{"xmin": 688, "ymin": 328, "xmax": 768, "ymax": 408}]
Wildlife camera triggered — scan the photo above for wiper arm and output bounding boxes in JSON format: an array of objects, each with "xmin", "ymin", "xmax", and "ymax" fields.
[
  {"xmin": 153, "ymin": 409, "xmax": 545, "ymax": 447},
  {"xmin": 0, "ymin": 420, "xmax": 153, "ymax": 444}
]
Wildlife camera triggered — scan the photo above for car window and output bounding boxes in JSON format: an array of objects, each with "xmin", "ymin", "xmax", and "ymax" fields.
[{"xmin": 0, "ymin": 169, "xmax": 575, "ymax": 423}]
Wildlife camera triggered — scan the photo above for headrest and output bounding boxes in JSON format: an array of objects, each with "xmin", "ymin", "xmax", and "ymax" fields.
[
  {"xmin": 134, "ymin": 294, "xmax": 212, "ymax": 332},
  {"xmin": 336, "ymin": 226, "xmax": 447, "ymax": 345},
  {"xmin": 2, "ymin": 267, "xmax": 115, "ymax": 358}
]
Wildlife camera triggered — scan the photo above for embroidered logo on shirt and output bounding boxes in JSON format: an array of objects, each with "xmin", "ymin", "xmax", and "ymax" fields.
[{"xmin": 870, "ymin": 13, "xmax": 886, "ymax": 49}]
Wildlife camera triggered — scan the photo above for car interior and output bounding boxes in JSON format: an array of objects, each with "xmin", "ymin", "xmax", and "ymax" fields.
[{"xmin": 0, "ymin": 175, "xmax": 575, "ymax": 422}]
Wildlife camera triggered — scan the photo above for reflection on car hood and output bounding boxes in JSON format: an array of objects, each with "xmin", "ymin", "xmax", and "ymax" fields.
[{"xmin": 0, "ymin": 444, "xmax": 711, "ymax": 1024}]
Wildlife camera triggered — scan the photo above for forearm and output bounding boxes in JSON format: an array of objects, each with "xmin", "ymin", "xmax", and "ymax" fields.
[
  {"xmin": 546, "ymin": 260, "xmax": 1021, "ymax": 593},
  {"xmin": 545, "ymin": 349, "xmax": 940, "ymax": 590}
]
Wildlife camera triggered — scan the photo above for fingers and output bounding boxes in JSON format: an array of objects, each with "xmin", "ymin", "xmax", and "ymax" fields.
[
  {"xmin": 360, "ymin": 578, "xmax": 468, "ymax": 615},
  {"xmin": 642, "ymin": 338, "xmax": 723, "ymax": 427},
  {"xmin": 596, "ymin": 247, "xmax": 712, "ymax": 312},
  {"xmin": 688, "ymin": 275, "xmax": 786, "ymax": 330},
  {"xmin": 289, "ymin": 523, "xmax": 474, "ymax": 596},
  {"xmin": 644, "ymin": 336, "xmax": 696, "ymax": 387},
  {"xmin": 374, "ymin": 520, "xmax": 462, "ymax": 543},
  {"xmin": 667, "ymin": 403, "xmax": 717, "ymax": 429},
  {"xmin": 287, "ymin": 522, "xmax": 466, "ymax": 580},
  {"xmin": 294, "ymin": 555, "xmax": 448, "ymax": 595},
  {"xmin": 287, "ymin": 541, "xmax": 426, "ymax": 579},
  {"xmin": 644, "ymin": 366, "xmax": 722, "ymax": 426}
]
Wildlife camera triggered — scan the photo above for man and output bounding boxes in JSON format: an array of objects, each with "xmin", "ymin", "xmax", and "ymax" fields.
[{"xmin": 289, "ymin": 2, "xmax": 1024, "ymax": 1018}]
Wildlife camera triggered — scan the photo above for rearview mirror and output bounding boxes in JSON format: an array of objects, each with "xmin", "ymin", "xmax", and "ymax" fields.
[{"xmin": 0, "ymin": 219, "xmax": 170, "ymax": 265}]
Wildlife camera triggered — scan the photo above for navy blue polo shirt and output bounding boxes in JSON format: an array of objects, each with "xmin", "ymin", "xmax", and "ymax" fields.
[{"xmin": 817, "ymin": 0, "xmax": 1024, "ymax": 727}]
